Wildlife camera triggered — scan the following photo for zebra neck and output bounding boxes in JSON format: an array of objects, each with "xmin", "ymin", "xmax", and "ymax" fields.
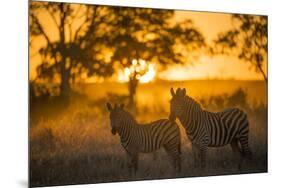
[
  {"xmin": 179, "ymin": 106, "xmax": 200, "ymax": 135},
  {"xmin": 118, "ymin": 120, "xmax": 136, "ymax": 146}
]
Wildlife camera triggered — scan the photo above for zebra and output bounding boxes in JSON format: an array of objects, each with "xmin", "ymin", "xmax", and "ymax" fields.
[
  {"xmin": 169, "ymin": 88, "xmax": 252, "ymax": 170},
  {"xmin": 106, "ymin": 102, "xmax": 181, "ymax": 175}
]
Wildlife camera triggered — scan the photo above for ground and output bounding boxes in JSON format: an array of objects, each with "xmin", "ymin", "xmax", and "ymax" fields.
[{"xmin": 29, "ymin": 80, "xmax": 267, "ymax": 187}]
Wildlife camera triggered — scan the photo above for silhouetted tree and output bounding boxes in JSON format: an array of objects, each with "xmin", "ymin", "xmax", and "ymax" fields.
[
  {"xmin": 212, "ymin": 14, "xmax": 268, "ymax": 81},
  {"xmin": 30, "ymin": 2, "xmax": 206, "ymax": 103},
  {"xmin": 30, "ymin": 2, "xmax": 114, "ymax": 97},
  {"xmin": 108, "ymin": 7, "xmax": 205, "ymax": 106}
]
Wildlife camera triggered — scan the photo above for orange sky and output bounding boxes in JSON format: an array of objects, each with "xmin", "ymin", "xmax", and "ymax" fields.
[
  {"xmin": 161, "ymin": 10, "xmax": 267, "ymax": 81},
  {"xmin": 29, "ymin": 5, "xmax": 267, "ymax": 81}
]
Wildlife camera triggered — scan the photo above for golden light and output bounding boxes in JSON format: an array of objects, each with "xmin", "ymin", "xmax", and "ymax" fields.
[
  {"xmin": 139, "ymin": 64, "xmax": 156, "ymax": 83},
  {"xmin": 117, "ymin": 59, "xmax": 156, "ymax": 83}
]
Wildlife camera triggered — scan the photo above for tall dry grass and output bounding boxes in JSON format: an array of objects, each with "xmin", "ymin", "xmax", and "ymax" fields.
[{"xmin": 30, "ymin": 82, "xmax": 267, "ymax": 187}]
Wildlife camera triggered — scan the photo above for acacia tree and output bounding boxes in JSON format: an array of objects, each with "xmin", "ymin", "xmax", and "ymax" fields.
[
  {"xmin": 108, "ymin": 7, "xmax": 205, "ymax": 106},
  {"xmin": 212, "ymin": 14, "xmax": 268, "ymax": 81},
  {"xmin": 30, "ymin": 2, "xmax": 206, "ymax": 104},
  {"xmin": 30, "ymin": 2, "xmax": 115, "ymax": 97}
]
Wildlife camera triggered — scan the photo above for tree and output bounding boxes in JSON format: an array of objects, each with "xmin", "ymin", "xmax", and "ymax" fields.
[
  {"xmin": 30, "ymin": 2, "xmax": 206, "ymax": 103},
  {"xmin": 212, "ymin": 14, "xmax": 268, "ymax": 81},
  {"xmin": 30, "ymin": 2, "xmax": 115, "ymax": 97},
  {"xmin": 107, "ymin": 7, "xmax": 205, "ymax": 106}
]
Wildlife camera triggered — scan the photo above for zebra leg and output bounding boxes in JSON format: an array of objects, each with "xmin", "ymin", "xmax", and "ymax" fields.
[
  {"xmin": 199, "ymin": 147, "xmax": 207, "ymax": 169},
  {"xmin": 127, "ymin": 153, "xmax": 134, "ymax": 176},
  {"xmin": 173, "ymin": 144, "xmax": 181, "ymax": 174},
  {"xmin": 230, "ymin": 139, "xmax": 241, "ymax": 154},
  {"xmin": 153, "ymin": 151, "xmax": 158, "ymax": 161},
  {"xmin": 164, "ymin": 143, "xmax": 181, "ymax": 174},
  {"xmin": 239, "ymin": 120, "xmax": 252, "ymax": 160},
  {"xmin": 126, "ymin": 152, "xmax": 138, "ymax": 176},
  {"xmin": 192, "ymin": 144, "xmax": 200, "ymax": 168},
  {"xmin": 238, "ymin": 135, "xmax": 252, "ymax": 171},
  {"xmin": 173, "ymin": 154, "xmax": 181, "ymax": 175},
  {"xmin": 132, "ymin": 154, "xmax": 138, "ymax": 175},
  {"xmin": 239, "ymin": 136, "xmax": 252, "ymax": 159},
  {"xmin": 177, "ymin": 142, "xmax": 181, "ymax": 174},
  {"xmin": 230, "ymin": 139, "xmax": 243, "ymax": 170},
  {"xmin": 176, "ymin": 156, "xmax": 181, "ymax": 174}
]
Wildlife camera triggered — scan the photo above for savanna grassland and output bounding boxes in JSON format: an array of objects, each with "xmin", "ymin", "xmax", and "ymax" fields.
[{"xmin": 30, "ymin": 80, "xmax": 267, "ymax": 187}]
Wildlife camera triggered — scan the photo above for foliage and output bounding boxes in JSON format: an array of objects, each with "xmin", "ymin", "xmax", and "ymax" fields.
[
  {"xmin": 30, "ymin": 2, "xmax": 206, "ymax": 97},
  {"xmin": 199, "ymin": 88, "xmax": 248, "ymax": 111},
  {"xmin": 88, "ymin": 92, "xmax": 129, "ymax": 114},
  {"xmin": 212, "ymin": 14, "xmax": 268, "ymax": 81},
  {"xmin": 30, "ymin": 2, "xmax": 115, "ymax": 96},
  {"xmin": 198, "ymin": 87, "xmax": 267, "ymax": 114},
  {"xmin": 108, "ymin": 8, "xmax": 205, "ymax": 67},
  {"xmin": 106, "ymin": 7, "xmax": 205, "ymax": 105}
]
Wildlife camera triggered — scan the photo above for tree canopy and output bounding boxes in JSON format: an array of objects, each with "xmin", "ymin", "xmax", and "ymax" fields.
[
  {"xmin": 108, "ymin": 7, "xmax": 205, "ymax": 68},
  {"xmin": 212, "ymin": 14, "xmax": 268, "ymax": 81},
  {"xmin": 29, "ymin": 2, "xmax": 206, "ymax": 97},
  {"xmin": 30, "ymin": 2, "xmax": 115, "ymax": 96}
]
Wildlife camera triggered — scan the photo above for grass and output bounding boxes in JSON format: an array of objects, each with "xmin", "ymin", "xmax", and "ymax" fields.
[{"xmin": 29, "ymin": 81, "xmax": 267, "ymax": 187}]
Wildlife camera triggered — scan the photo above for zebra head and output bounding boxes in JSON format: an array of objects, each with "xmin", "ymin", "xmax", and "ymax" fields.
[
  {"xmin": 106, "ymin": 103, "xmax": 125, "ymax": 135},
  {"xmin": 169, "ymin": 87, "xmax": 187, "ymax": 121}
]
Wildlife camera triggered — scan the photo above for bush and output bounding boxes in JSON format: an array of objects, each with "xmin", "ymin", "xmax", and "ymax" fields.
[{"xmin": 199, "ymin": 88, "xmax": 249, "ymax": 111}]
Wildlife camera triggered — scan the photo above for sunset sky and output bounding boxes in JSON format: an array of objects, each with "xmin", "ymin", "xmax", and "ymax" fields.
[
  {"xmin": 159, "ymin": 10, "xmax": 267, "ymax": 81},
  {"xmin": 29, "ymin": 5, "xmax": 267, "ymax": 81}
]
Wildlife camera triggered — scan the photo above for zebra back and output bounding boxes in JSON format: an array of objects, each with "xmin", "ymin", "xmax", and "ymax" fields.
[{"xmin": 169, "ymin": 88, "xmax": 250, "ymax": 148}]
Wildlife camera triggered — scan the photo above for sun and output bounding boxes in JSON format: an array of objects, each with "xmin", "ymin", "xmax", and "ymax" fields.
[
  {"xmin": 118, "ymin": 59, "xmax": 156, "ymax": 83},
  {"xmin": 139, "ymin": 64, "xmax": 156, "ymax": 83}
]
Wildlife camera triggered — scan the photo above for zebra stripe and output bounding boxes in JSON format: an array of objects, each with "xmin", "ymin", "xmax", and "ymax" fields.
[
  {"xmin": 169, "ymin": 88, "xmax": 252, "ymax": 169},
  {"xmin": 106, "ymin": 103, "xmax": 181, "ymax": 174}
]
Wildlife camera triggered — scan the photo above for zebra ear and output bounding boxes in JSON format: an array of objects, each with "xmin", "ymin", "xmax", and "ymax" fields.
[
  {"xmin": 176, "ymin": 88, "xmax": 181, "ymax": 95},
  {"xmin": 182, "ymin": 88, "xmax": 186, "ymax": 96},
  {"xmin": 170, "ymin": 88, "xmax": 175, "ymax": 97},
  {"xmin": 120, "ymin": 103, "xmax": 125, "ymax": 109},
  {"xmin": 106, "ymin": 103, "xmax": 113, "ymax": 111}
]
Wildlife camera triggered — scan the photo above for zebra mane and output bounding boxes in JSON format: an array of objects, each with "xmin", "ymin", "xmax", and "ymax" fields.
[
  {"xmin": 184, "ymin": 95, "xmax": 203, "ymax": 111},
  {"xmin": 119, "ymin": 109, "xmax": 138, "ymax": 125}
]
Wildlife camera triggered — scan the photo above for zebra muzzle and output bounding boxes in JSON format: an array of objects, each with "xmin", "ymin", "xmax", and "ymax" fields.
[{"xmin": 111, "ymin": 128, "xmax": 117, "ymax": 135}]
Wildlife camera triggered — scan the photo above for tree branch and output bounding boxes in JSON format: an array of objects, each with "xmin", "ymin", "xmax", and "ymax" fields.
[
  {"xmin": 44, "ymin": 6, "xmax": 60, "ymax": 29},
  {"xmin": 30, "ymin": 13, "xmax": 58, "ymax": 64},
  {"xmin": 73, "ymin": 8, "xmax": 90, "ymax": 41},
  {"xmin": 257, "ymin": 63, "xmax": 267, "ymax": 81},
  {"xmin": 30, "ymin": 13, "xmax": 52, "ymax": 49},
  {"xmin": 70, "ymin": 4, "xmax": 83, "ymax": 21},
  {"xmin": 68, "ymin": 23, "xmax": 73, "ymax": 42},
  {"xmin": 74, "ymin": 6, "xmax": 98, "ymax": 41}
]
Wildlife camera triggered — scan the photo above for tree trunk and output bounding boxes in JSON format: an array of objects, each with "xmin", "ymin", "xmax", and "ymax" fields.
[
  {"xmin": 258, "ymin": 65, "xmax": 268, "ymax": 82},
  {"xmin": 128, "ymin": 73, "xmax": 138, "ymax": 112},
  {"xmin": 60, "ymin": 58, "xmax": 70, "ymax": 98},
  {"xmin": 58, "ymin": 4, "xmax": 70, "ymax": 98}
]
